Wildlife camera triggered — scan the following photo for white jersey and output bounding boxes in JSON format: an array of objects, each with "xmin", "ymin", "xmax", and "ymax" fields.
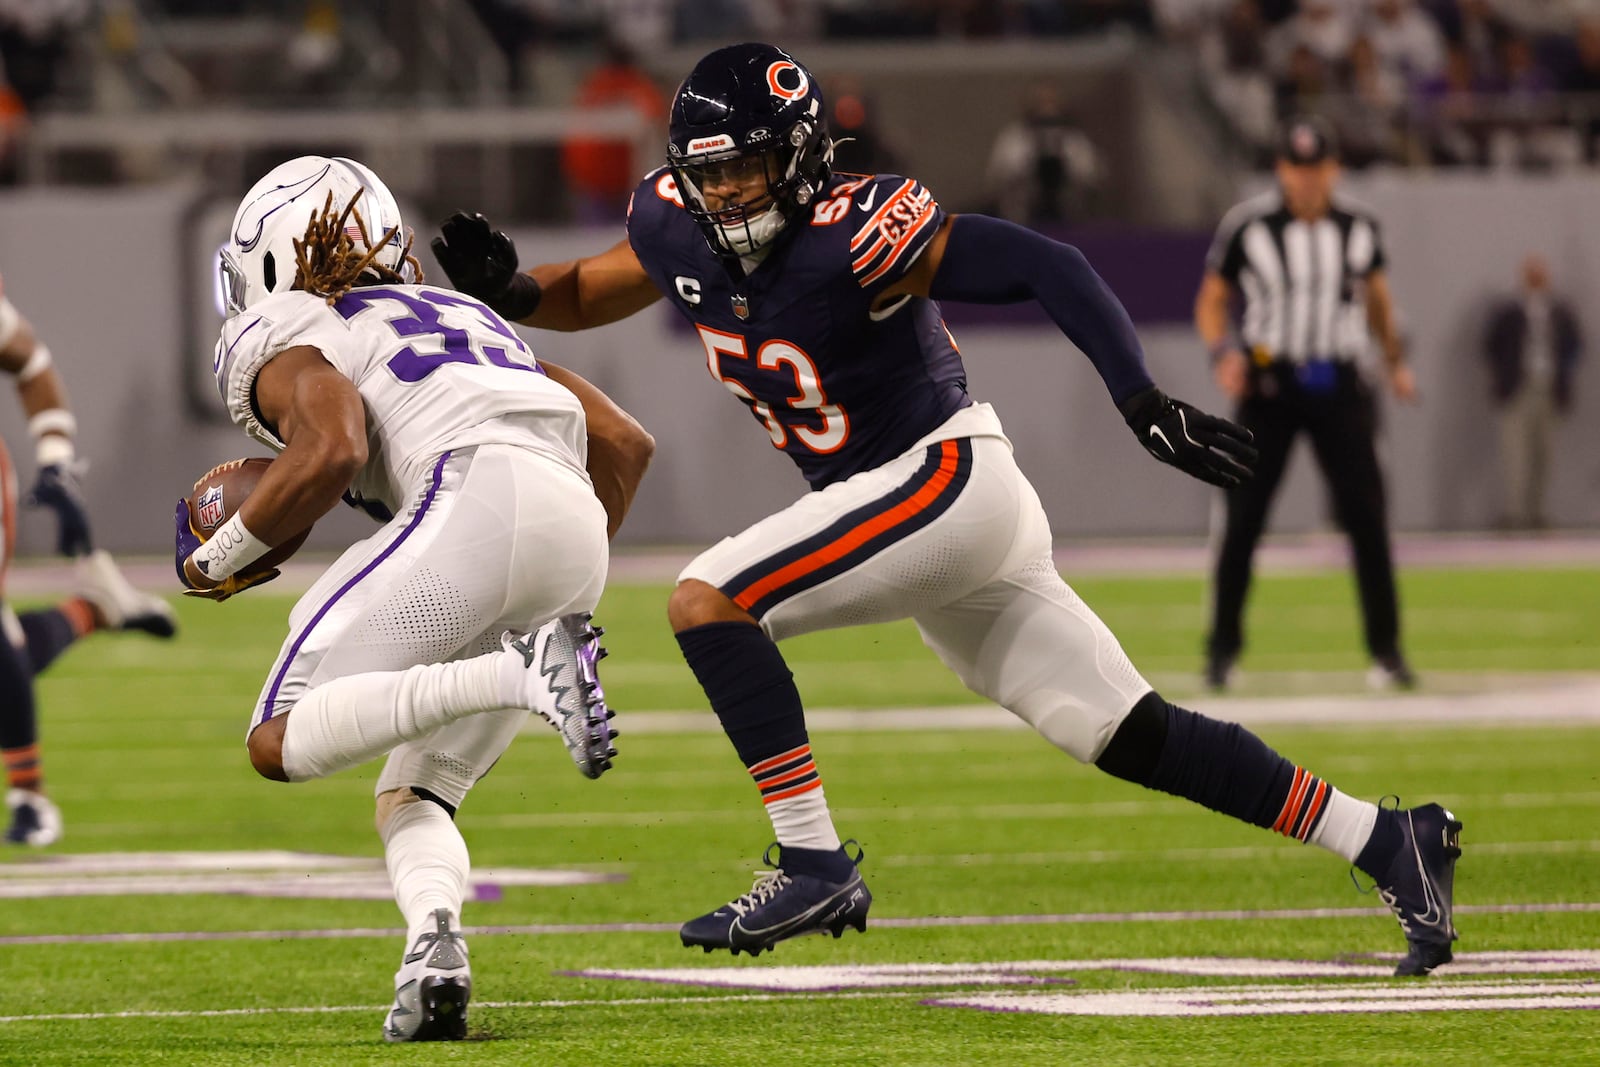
[{"xmin": 213, "ymin": 284, "xmax": 588, "ymax": 513}]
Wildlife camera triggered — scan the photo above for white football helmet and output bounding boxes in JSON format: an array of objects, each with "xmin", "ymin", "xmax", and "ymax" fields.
[{"xmin": 219, "ymin": 155, "xmax": 413, "ymax": 316}]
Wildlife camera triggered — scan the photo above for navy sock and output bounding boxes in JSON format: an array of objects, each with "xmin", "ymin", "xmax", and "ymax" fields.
[
  {"xmin": 780, "ymin": 843, "xmax": 856, "ymax": 882},
  {"xmin": 19, "ymin": 608, "xmax": 78, "ymax": 675},
  {"xmin": 674, "ymin": 620, "xmax": 809, "ymax": 767},
  {"xmin": 1101, "ymin": 693, "xmax": 1311, "ymax": 833},
  {"xmin": 1354, "ymin": 807, "xmax": 1403, "ymax": 880},
  {"xmin": 0, "ymin": 631, "xmax": 39, "ymax": 785}
]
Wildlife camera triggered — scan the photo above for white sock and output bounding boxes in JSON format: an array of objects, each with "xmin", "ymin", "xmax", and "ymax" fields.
[
  {"xmin": 767, "ymin": 786, "xmax": 842, "ymax": 852},
  {"xmin": 281, "ymin": 655, "xmax": 507, "ymax": 781},
  {"xmin": 381, "ymin": 797, "xmax": 469, "ymax": 944},
  {"xmin": 1307, "ymin": 787, "xmax": 1380, "ymax": 865}
]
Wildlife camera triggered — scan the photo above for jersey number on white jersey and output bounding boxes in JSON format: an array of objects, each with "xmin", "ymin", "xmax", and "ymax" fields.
[{"xmin": 333, "ymin": 287, "xmax": 542, "ymax": 383}]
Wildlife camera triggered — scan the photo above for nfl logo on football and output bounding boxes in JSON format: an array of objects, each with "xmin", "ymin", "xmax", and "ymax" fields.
[{"xmin": 196, "ymin": 485, "xmax": 226, "ymax": 530}]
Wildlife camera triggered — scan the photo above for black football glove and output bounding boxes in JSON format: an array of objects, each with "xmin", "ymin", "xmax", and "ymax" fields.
[
  {"xmin": 1118, "ymin": 386, "xmax": 1257, "ymax": 490},
  {"xmin": 26, "ymin": 460, "xmax": 93, "ymax": 557},
  {"xmin": 430, "ymin": 211, "xmax": 542, "ymax": 321}
]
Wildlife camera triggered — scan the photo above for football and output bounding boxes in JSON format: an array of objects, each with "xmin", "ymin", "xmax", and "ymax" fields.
[{"xmin": 185, "ymin": 457, "xmax": 311, "ymax": 575}]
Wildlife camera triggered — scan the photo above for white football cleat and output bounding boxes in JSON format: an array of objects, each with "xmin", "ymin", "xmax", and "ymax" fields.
[
  {"xmin": 500, "ymin": 613, "xmax": 617, "ymax": 779},
  {"xmin": 75, "ymin": 550, "xmax": 178, "ymax": 638},
  {"xmin": 5, "ymin": 788, "xmax": 62, "ymax": 846},
  {"xmin": 382, "ymin": 908, "xmax": 471, "ymax": 1042}
]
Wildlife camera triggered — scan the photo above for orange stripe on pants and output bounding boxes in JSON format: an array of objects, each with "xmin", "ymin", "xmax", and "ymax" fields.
[{"xmin": 733, "ymin": 441, "xmax": 961, "ymax": 611}]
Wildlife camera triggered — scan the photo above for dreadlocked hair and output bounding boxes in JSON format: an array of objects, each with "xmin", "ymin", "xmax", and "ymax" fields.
[{"xmin": 291, "ymin": 189, "xmax": 423, "ymax": 304}]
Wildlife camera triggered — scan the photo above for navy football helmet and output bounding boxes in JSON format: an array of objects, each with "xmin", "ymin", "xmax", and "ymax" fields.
[{"xmin": 667, "ymin": 43, "xmax": 833, "ymax": 256}]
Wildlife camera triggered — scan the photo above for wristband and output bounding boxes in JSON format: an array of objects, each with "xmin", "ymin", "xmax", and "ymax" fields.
[
  {"xmin": 0, "ymin": 297, "xmax": 17, "ymax": 348},
  {"xmin": 494, "ymin": 271, "xmax": 543, "ymax": 322},
  {"xmin": 28, "ymin": 408, "xmax": 76, "ymax": 441},
  {"xmin": 34, "ymin": 434, "xmax": 75, "ymax": 467},
  {"xmin": 17, "ymin": 342, "xmax": 52, "ymax": 382},
  {"xmin": 188, "ymin": 512, "xmax": 271, "ymax": 581}
]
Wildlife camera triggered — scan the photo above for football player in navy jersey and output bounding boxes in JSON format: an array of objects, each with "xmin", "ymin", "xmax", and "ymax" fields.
[{"xmin": 433, "ymin": 43, "xmax": 1463, "ymax": 976}]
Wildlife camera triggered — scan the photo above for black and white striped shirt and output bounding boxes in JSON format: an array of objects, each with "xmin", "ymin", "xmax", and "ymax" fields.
[{"xmin": 1206, "ymin": 192, "xmax": 1386, "ymax": 364}]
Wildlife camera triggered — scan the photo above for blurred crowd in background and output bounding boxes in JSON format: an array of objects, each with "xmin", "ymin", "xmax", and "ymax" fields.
[{"xmin": 0, "ymin": 1, "xmax": 1597, "ymax": 214}]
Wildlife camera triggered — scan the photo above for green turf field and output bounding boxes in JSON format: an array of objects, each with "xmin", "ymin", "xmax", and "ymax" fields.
[{"xmin": 1, "ymin": 565, "xmax": 1597, "ymax": 1065}]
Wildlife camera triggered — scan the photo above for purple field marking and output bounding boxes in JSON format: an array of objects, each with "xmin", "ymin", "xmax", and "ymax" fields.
[{"xmin": 2, "ymin": 901, "xmax": 1596, "ymax": 947}]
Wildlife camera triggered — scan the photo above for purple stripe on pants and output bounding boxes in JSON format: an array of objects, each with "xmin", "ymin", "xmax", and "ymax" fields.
[{"xmin": 259, "ymin": 451, "xmax": 452, "ymax": 723}]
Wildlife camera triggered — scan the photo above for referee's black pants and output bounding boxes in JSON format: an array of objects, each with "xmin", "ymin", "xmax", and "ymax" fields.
[{"xmin": 1207, "ymin": 361, "xmax": 1402, "ymax": 664}]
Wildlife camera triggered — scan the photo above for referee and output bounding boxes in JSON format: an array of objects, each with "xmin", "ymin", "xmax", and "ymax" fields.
[{"xmin": 1194, "ymin": 116, "xmax": 1417, "ymax": 692}]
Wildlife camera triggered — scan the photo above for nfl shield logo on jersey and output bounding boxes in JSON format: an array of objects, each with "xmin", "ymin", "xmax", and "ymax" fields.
[
  {"xmin": 732, "ymin": 294, "xmax": 750, "ymax": 320},
  {"xmin": 196, "ymin": 485, "xmax": 226, "ymax": 531}
]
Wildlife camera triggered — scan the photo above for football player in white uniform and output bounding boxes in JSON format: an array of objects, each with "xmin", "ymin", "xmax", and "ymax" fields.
[
  {"xmin": 0, "ymin": 275, "xmax": 179, "ymax": 847},
  {"xmin": 181, "ymin": 156, "xmax": 653, "ymax": 1041}
]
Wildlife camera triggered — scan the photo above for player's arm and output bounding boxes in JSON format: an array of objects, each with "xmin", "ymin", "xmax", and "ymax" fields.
[
  {"xmin": 889, "ymin": 214, "xmax": 1257, "ymax": 489},
  {"xmin": 180, "ymin": 345, "xmax": 367, "ymax": 592},
  {"xmin": 1364, "ymin": 269, "xmax": 1417, "ymax": 402},
  {"xmin": 431, "ymin": 214, "xmax": 661, "ymax": 330},
  {"xmin": 0, "ymin": 289, "xmax": 93, "ymax": 556},
  {"xmin": 1194, "ymin": 271, "xmax": 1249, "ymax": 400},
  {"xmin": 539, "ymin": 359, "xmax": 655, "ymax": 538}
]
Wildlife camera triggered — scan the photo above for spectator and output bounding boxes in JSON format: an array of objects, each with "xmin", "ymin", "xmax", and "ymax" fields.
[
  {"xmin": 1484, "ymin": 254, "xmax": 1582, "ymax": 530},
  {"xmin": 1362, "ymin": 0, "xmax": 1447, "ymax": 87},
  {"xmin": 1199, "ymin": 0, "xmax": 1277, "ymax": 156},
  {"xmin": 559, "ymin": 37, "xmax": 664, "ymax": 223},
  {"xmin": 1268, "ymin": 0, "xmax": 1356, "ymax": 73},
  {"xmin": 825, "ymin": 74, "xmax": 903, "ymax": 175},
  {"xmin": 1340, "ymin": 33, "xmax": 1407, "ymax": 165},
  {"xmin": 985, "ymin": 81, "xmax": 1104, "ymax": 225}
]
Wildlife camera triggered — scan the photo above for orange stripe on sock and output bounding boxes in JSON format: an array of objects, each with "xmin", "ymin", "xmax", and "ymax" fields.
[
  {"xmin": 732, "ymin": 441, "xmax": 961, "ymax": 611},
  {"xmin": 748, "ymin": 744, "xmax": 811, "ymax": 777},
  {"xmin": 1272, "ymin": 768, "xmax": 1306, "ymax": 834},
  {"xmin": 4, "ymin": 744, "xmax": 41, "ymax": 791},
  {"xmin": 758, "ymin": 763, "xmax": 818, "ymax": 791},
  {"xmin": 58, "ymin": 597, "xmax": 98, "ymax": 637},
  {"xmin": 1296, "ymin": 781, "xmax": 1330, "ymax": 841},
  {"xmin": 762, "ymin": 779, "xmax": 822, "ymax": 804}
]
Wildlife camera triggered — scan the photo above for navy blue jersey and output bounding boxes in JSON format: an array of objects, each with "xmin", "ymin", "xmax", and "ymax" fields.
[{"xmin": 627, "ymin": 168, "xmax": 972, "ymax": 489}]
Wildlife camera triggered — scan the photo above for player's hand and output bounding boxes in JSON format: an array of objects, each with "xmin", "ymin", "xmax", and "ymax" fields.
[
  {"xmin": 1118, "ymin": 386, "xmax": 1257, "ymax": 490},
  {"xmin": 174, "ymin": 499, "xmax": 278, "ymax": 602},
  {"xmin": 26, "ymin": 460, "xmax": 93, "ymax": 557},
  {"xmin": 430, "ymin": 212, "xmax": 542, "ymax": 320}
]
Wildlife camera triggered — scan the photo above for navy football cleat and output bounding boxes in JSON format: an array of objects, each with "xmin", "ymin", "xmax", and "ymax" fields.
[
  {"xmin": 680, "ymin": 843, "xmax": 871, "ymax": 957},
  {"xmin": 1374, "ymin": 803, "xmax": 1462, "ymax": 976},
  {"xmin": 383, "ymin": 908, "xmax": 471, "ymax": 1042}
]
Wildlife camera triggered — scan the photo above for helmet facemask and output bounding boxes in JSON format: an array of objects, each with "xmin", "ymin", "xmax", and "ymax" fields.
[{"xmin": 672, "ymin": 116, "xmax": 832, "ymax": 257}]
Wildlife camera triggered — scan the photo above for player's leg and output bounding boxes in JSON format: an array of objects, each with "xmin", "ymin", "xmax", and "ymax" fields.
[
  {"xmin": 1207, "ymin": 392, "xmax": 1296, "ymax": 689},
  {"xmin": 1, "ymin": 605, "xmax": 60, "ymax": 846},
  {"xmin": 247, "ymin": 449, "xmax": 611, "ymax": 784},
  {"xmin": 917, "ymin": 543, "xmax": 1459, "ymax": 976},
  {"xmin": 673, "ymin": 431, "xmax": 1030, "ymax": 954},
  {"xmin": 1304, "ymin": 380, "xmax": 1409, "ymax": 685}
]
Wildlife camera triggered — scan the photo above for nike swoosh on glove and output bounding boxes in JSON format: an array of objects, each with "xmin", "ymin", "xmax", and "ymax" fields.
[{"xmin": 1117, "ymin": 386, "xmax": 1258, "ymax": 489}]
